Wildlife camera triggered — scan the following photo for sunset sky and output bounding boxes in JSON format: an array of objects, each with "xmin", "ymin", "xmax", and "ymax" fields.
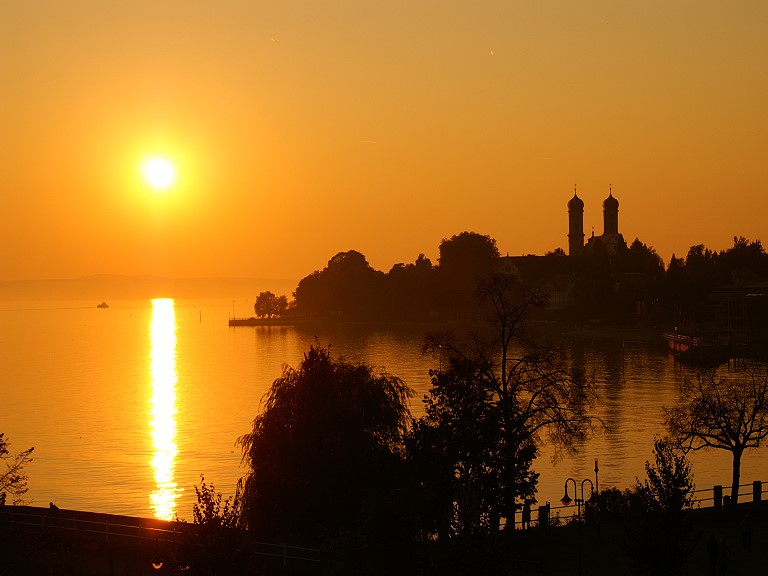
[{"xmin": 3, "ymin": 1, "xmax": 767, "ymax": 283}]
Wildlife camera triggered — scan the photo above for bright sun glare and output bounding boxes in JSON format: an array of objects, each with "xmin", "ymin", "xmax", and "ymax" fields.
[{"xmin": 142, "ymin": 158, "xmax": 176, "ymax": 190}]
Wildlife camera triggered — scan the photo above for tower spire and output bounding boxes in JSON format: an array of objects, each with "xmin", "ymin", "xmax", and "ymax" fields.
[{"xmin": 567, "ymin": 186, "xmax": 585, "ymax": 256}]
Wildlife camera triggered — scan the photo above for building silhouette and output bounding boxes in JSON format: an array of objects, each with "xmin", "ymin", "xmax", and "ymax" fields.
[
  {"xmin": 567, "ymin": 191, "xmax": 585, "ymax": 256},
  {"xmin": 568, "ymin": 188, "xmax": 626, "ymax": 256}
]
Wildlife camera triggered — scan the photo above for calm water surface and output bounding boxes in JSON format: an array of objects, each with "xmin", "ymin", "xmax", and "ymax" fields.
[{"xmin": 1, "ymin": 298, "xmax": 765, "ymax": 520}]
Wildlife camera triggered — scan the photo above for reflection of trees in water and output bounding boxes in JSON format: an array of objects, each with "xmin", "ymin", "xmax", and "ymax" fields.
[{"xmin": 535, "ymin": 340, "xmax": 683, "ymax": 502}]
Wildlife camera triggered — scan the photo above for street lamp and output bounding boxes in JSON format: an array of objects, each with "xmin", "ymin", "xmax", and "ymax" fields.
[
  {"xmin": 561, "ymin": 477, "xmax": 594, "ymax": 524},
  {"xmin": 561, "ymin": 477, "xmax": 576, "ymax": 506},
  {"xmin": 561, "ymin": 477, "xmax": 596, "ymax": 576}
]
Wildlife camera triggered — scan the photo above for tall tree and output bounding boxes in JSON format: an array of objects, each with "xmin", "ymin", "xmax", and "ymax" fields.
[
  {"xmin": 437, "ymin": 232, "xmax": 500, "ymax": 318},
  {"xmin": 237, "ymin": 345, "xmax": 412, "ymax": 544},
  {"xmin": 409, "ymin": 357, "xmax": 537, "ymax": 538},
  {"xmin": 718, "ymin": 236, "xmax": 768, "ymax": 284},
  {"xmin": 0, "ymin": 433, "xmax": 33, "ymax": 505},
  {"xmin": 420, "ymin": 274, "xmax": 595, "ymax": 533},
  {"xmin": 384, "ymin": 254, "xmax": 436, "ymax": 320},
  {"xmin": 666, "ymin": 363, "xmax": 768, "ymax": 503},
  {"xmin": 293, "ymin": 250, "xmax": 386, "ymax": 318},
  {"xmin": 253, "ymin": 291, "xmax": 278, "ymax": 318}
]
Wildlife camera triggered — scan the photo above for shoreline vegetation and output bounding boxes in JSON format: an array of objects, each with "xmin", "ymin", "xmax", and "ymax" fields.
[{"xmin": 238, "ymin": 231, "xmax": 767, "ymax": 365}]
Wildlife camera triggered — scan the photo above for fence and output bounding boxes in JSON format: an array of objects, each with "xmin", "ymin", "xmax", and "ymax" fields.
[
  {"xmin": 691, "ymin": 479, "xmax": 764, "ymax": 508},
  {"xmin": 508, "ymin": 478, "xmax": 767, "ymax": 530},
  {"xmin": 0, "ymin": 507, "xmax": 321, "ymax": 566}
]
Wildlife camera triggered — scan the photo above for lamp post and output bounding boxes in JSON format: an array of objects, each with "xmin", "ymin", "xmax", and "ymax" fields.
[
  {"xmin": 594, "ymin": 459, "xmax": 599, "ymax": 496},
  {"xmin": 561, "ymin": 477, "xmax": 595, "ymax": 524},
  {"xmin": 561, "ymin": 477, "xmax": 596, "ymax": 576}
]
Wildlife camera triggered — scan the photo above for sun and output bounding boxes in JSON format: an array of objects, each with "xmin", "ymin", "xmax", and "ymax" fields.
[{"xmin": 142, "ymin": 157, "xmax": 176, "ymax": 190}]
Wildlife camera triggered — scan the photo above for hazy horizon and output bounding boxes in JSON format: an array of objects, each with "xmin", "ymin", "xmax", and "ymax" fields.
[{"xmin": 0, "ymin": 274, "xmax": 299, "ymax": 302}]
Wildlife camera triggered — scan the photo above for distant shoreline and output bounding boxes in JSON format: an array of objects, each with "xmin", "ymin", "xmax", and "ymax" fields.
[{"xmin": 227, "ymin": 315, "xmax": 668, "ymax": 345}]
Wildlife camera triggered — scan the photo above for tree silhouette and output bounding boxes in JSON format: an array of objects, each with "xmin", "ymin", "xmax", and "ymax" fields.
[
  {"xmin": 437, "ymin": 232, "xmax": 500, "ymax": 319},
  {"xmin": 636, "ymin": 437, "xmax": 695, "ymax": 514},
  {"xmin": 384, "ymin": 254, "xmax": 436, "ymax": 320},
  {"xmin": 190, "ymin": 474, "xmax": 243, "ymax": 529},
  {"xmin": 627, "ymin": 438, "xmax": 696, "ymax": 576},
  {"xmin": 0, "ymin": 433, "xmax": 33, "ymax": 505},
  {"xmin": 666, "ymin": 363, "xmax": 768, "ymax": 503},
  {"xmin": 253, "ymin": 291, "xmax": 287, "ymax": 318},
  {"xmin": 421, "ymin": 274, "xmax": 595, "ymax": 533},
  {"xmin": 409, "ymin": 357, "xmax": 537, "ymax": 538},
  {"xmin": 237, "ymin": 345, "xmax": 412, "ymax": 544},
  {"xmin": 293, "ymin": 250, "xmax": 386, "ymax": 318}
]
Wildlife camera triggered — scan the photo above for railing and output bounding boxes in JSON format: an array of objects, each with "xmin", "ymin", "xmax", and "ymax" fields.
[
  {"xmin": 507, "ymin": 478, "xmax": 766, "ymax": 530},
  {"xmin": 0, "ymin": 507, "xmax": 321, "ymax": 565},
  {"xmin": 692, "ymin": 480, "xmax": 765, "ymax": 508},
  {"xmin": 0, "ymin": 508, "xmax": 177, "ymax": 544}
]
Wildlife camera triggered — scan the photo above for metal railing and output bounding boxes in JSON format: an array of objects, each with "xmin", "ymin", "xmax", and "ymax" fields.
[
  {"xmin": 506, "ymin": 478, "xmax": 766, "ymax": 530},
  {"xmin": 692, "ymin": 479, "xmax": 765, "ymax": 508},
  {"xmin": 0, "ymin": 507, "xmax": 320, "ymax": 564}
]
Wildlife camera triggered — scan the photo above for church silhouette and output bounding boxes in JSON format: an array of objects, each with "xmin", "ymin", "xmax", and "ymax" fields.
[{"xmin": 568, "ymin": 188, "xmax": 626, "ymax": 256}]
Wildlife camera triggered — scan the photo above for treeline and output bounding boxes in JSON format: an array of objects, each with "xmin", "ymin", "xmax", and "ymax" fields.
[
  {"xmin": 291, "ymin": 231, "xmax": 500, "ymax": 322},
  {"xmin": 275, "ymin": 232, "xmax": 768, "ymax": 327},
  {"xmin": 666, "ymin": 237, "xmax": 768, "ymax": 324}
]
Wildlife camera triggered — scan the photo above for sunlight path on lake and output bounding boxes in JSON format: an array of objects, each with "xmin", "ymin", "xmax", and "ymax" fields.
[{"xmin": 149, "ymin": 298, "xmax": 181, "ymax": 520}]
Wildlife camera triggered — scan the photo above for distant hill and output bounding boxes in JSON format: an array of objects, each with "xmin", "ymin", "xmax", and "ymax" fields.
[{"xmin": 0, "ymin": 275, "xmax": 297, "ymax": 301}]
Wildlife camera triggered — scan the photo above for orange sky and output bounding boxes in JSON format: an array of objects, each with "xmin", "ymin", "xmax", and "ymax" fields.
[{"xmin": 3, "ymin": 1, "xmax": 767, "ymax": 283}]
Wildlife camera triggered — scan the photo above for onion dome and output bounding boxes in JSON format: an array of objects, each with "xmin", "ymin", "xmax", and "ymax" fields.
[
  {"xmin": 568, "ymin": 192, "xmax": 584, "ymax": 210},
  {"xmin": 603, "ymin": 192, "xmax": 619, "ymax": 210}
]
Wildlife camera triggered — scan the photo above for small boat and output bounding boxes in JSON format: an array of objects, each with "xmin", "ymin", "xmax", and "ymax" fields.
[{"xmin": 97, "ymin": 302, "xmax": 109, "ymax": 309}]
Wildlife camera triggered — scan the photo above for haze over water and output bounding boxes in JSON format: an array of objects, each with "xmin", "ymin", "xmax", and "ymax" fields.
[{"xmin": 2, "ymin": 297, "xmax": 764, "ymax": 521}]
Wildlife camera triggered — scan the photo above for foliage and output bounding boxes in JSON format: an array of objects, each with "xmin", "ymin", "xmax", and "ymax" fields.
[
  {"xmin": 175, "ymin": 475, "xmax": 250, "ymax": 575},
  {"xmin": 290, "ymin": 233, "xmax": 506, "ymax": 321},
  {"xmin": 666, "ymin": 362, "xmax": 768, "ymax": 503},
  {"xmin": 416, "ymin": 274, "xmax": 595, "ymax": 536},
  {"xmin": 662, "ymin": 236, "xmax": 768, "ymax": 325},
  {"xmin": 293, "ymin": 250, "xmax": 386, "ymax": 318},
  {"xmin": 595, "ymin": 487, "xmax": 640, "ymax": 516},
  {"xmin": 623, "ymin": 439, "xmax": 697, "ymax": 576},
  {"xmin": 384, "ymin": 253, "xmax": 437, "ymax": 320},
  {"xmin": 237, "ymin": 344, "xmax": 413, "ymax": 544},
  {"xmin": 437, "ymin": 232, "xmax": 500, "ymax": 318},
  {"xmin": 0, "ymin": 433, "xmax": 34, "ymax": 505},
  {"xmin": 438, "ymin": 231, "xmax": 500, "ymax": 271},
  {"xmin": 191, "ymin": 474, "xmax": 243, "ymax": 529},
  {"xmin": 253, "ymin": 291, "xmax": 288, "ymax": 318},
  {"xmin": 286, "ymin": 230, "xmax": 768, "ymax": 328},
  {"xmin": 636, "ymin": 437, "xmax": 695, "ymax": 514},
  {"xmin": 409, "ymin": 358, "xmax": 537, "ymax": 538}
]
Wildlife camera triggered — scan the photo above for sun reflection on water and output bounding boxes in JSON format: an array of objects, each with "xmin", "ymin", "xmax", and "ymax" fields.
[{"xmin": 149, "ymin": 298, "xmax": 181, "ymax": 520}]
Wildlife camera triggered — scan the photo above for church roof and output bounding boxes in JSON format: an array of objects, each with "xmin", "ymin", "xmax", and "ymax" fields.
[
  {"xmin": 568, "ymin": 192, "xmax": 584, "ymax": 209},
  {"xmin": 603, "ymin": 192, "xmax": 619, "ymax": 209}
]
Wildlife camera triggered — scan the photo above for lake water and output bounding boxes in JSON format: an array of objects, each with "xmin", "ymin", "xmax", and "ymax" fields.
[{"xmin": 1, "ymin": 298, "xmax": 765, "ymax": 521}]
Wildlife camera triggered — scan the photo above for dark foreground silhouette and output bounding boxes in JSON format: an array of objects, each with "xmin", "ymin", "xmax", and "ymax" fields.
[{"xmin": 2, "ymin": 501, "xmax": 766, "ymax": 575}]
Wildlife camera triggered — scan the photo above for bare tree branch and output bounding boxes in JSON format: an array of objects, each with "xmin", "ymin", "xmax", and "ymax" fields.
[{"xmin": 666, "ymin": 363, "xmax": 768, "ymax": 503}]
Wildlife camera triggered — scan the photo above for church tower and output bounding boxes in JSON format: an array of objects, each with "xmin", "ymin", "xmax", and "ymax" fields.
[
  {"xmin": 567, "ymin": 190, "xmax": 584, "ymax": 256},
  {"xmin": 603, "ymin": 190, "xmax": 619, "ymax": 235}
]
